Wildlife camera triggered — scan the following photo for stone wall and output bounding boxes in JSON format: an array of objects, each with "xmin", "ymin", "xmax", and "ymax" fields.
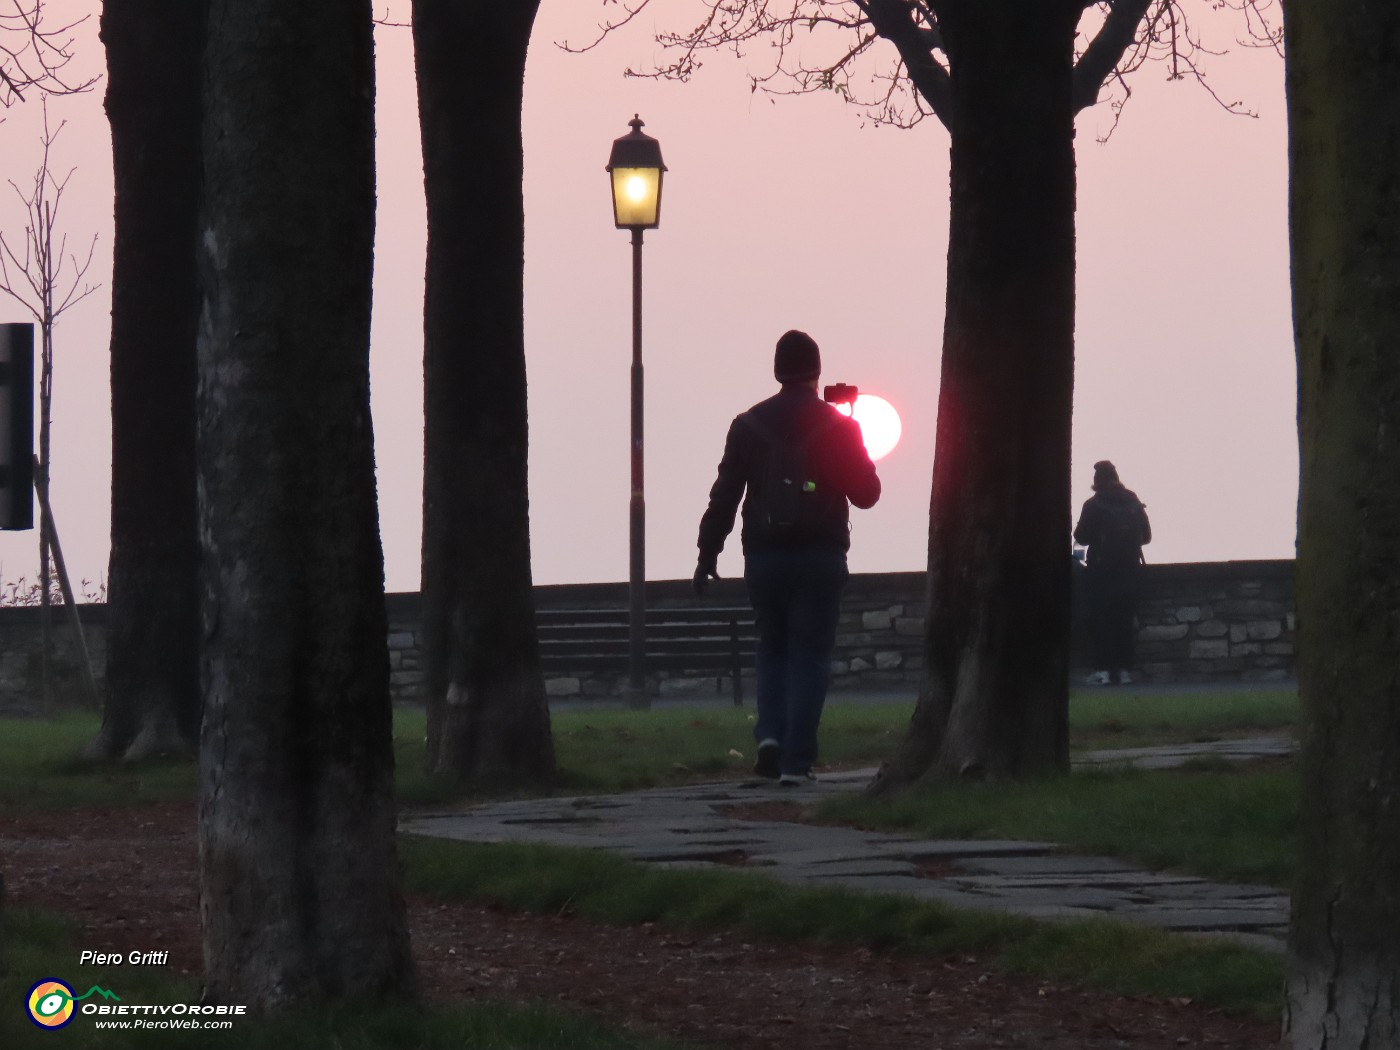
[
  {"xmin": 0, "ymin": 560, "xmax": 1295, "ymax": 710},
  {"xmin": 0, "ymin": 603, "xmax": 108, "ymax": 714},
  {"xmin": 1128, "ymin": 559, "xmax": 1294, "ymax": 683},
  {"xmin": 383, "ymin": 561, "xmax": 1295, "ymax": 700}
]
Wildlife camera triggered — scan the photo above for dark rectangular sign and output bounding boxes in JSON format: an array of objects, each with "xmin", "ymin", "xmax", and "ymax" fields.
[{"xmin": 0, "ymin": 323, "xmax": 35, "ymax": 531}]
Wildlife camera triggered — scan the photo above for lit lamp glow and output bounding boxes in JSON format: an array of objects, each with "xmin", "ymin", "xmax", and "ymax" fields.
[
  {"xmin": 606, "ymin": 116, "xmax": 666, "ymax": 229},
  {"xmin": 836, "ymin": 393, "xmax": 902, "ymax": 461},
  {"xmin": 611, "ymin": 168, "xmax": 662, "ymax": 227}
]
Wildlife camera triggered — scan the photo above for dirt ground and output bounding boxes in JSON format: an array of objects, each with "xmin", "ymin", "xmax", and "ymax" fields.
[{"xmin": 1, "ymin": 803, "xmax": 1282, "ymax": 1049}]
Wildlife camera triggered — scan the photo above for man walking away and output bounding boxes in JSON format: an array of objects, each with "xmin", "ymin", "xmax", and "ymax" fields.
[
  {"xmin": 1073, "ymin": 460, "xmax": 1152, "ymax": 685},
  {"xmin": 693, "ymin": 330, "xmax": 881, "ymax": 784}
]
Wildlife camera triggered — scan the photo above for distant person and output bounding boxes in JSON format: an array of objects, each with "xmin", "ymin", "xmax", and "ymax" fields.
[
  {"xmin": 1073, "ymin": 460, "xmax": 1152, "ymax": 686},
  {"xmin": 693, "ymin": 330, "xmax": 881, "ymax": 785}
]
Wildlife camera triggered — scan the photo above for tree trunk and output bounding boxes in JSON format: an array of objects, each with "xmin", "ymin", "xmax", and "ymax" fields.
[
  {"xmin": 1282, "ymin": 4, "xmax": 1400, "ymax": 1045},
  {"xmin": 413, "ymin": 0, "xmax": 555, "ymax": 785},
  {"xmin": 873, "ymin": 0, "xmax": 1078, "ymax": 791},
  {"xmin": 197, "ymin": 0, "xmax": 415, "ymax": 1010},
  {"xmin": 91, "ymin": 0, "xmax": 203, "ymax": 761}
]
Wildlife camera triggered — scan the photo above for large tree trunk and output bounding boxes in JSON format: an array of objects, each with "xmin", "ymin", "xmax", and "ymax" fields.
[
  {"xmin": 873, "ymin": 0, "xmax": 1078, "ymax": 791},
  {"xmin": 197, "ymin": 0, "xmax": 415, "ymax": 1009},
  {"xmin": 1282, "ymin": 4, "xmax": 1400, "ymax": 1045},
  {"xmin": 413, "ymin": 0, "xmax": 554, "ymax": 785},
  {"xmin": 91, "ymin": 0, "xmax": 203, "ymax": 762}
]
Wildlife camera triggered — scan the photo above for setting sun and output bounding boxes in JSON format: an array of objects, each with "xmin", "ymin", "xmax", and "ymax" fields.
[{"xmin": 836, "ymin": 394, "xmax": 902, "ymax": 461}]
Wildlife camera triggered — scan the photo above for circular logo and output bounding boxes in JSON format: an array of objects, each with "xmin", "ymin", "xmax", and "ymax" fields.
[{"xmin": 27, "ymin": 979, "xmax": 76, "ymax": 1030}]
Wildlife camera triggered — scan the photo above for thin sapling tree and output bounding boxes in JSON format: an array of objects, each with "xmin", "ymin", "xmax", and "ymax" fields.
[{"xmin": 0, "ymin": 98, "xmax": 99, "ymax": 704}]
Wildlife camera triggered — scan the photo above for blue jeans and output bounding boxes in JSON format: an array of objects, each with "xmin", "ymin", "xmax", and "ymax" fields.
[{"xmin": 744, "ymin": 547, "xmax": 848, "ymax": 776}]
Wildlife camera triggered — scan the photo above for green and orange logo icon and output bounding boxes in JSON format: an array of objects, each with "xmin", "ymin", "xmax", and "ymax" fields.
[{"xmin": 26, "ymin": 979, "xmax": 120, "ymax": 1030}]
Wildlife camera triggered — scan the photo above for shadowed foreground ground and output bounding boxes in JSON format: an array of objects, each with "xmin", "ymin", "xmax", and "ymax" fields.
[{"xmin": 1, "ymin": 801, "xmax": 1281, "ymax": 1049}]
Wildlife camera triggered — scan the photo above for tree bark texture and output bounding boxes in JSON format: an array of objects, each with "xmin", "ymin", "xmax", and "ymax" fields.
[
  {"xmin": 197, "ymin": 0, "xmax": 415, "ymax": 1010},
  {"xmin": 414, "ymin": 0, "xmax": 555, "ymax": 785},
  {"xmin": 1283, "ymin": 4, "xmax": 1400, "ymax": 1046},
  {"xmin": 93, "ymin": 0, "xmax": 204, "ymax": 761},
  {"xmin": 873, "ymin": 0, "xmax": 1079, "ymax": 790}
]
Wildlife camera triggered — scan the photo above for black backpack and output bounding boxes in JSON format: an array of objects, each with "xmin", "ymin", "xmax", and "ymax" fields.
[
  {"xmin": 1094, "ymin": 499, "xmax": 1148, "ymax": 567},
  {"xmin": 740, "ymin": 410, "xmax": 841, "ymax": 542}
]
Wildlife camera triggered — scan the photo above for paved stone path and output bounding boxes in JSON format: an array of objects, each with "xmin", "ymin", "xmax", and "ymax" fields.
[{"xmin": 400, "ymin": 734, "xmax": 1294, "ymax": 954}]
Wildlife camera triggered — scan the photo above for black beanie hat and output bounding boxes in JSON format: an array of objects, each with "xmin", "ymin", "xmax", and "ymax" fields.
[
  {"xmin": 1093, "ymin": 460, "xmax": 1120, "ymax": 489},
  {"xmin": 774, "ymin": 330, "xmax": 821, "ymax": 382}
]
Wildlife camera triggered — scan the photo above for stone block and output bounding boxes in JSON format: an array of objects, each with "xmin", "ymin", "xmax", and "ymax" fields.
[
  {"xmin": 1195, "ymin": 620, "xmax": 1229, "ymax": 639},
  {"xmin": 1230, "ymin": 642, "xmax": 1263, "ymax": 656},
  {"xmin": 830, "ymin": 660, "xmax": 850, "ymax": 675},
  {"xmin": 875, "ymin": 651, "xmax": 902, "ymax": 670},
  {"xmin": 1139, "ymin": 623, "xmax": 1189, "ymax": 642},
  {"xmin": 1237, "ymin": 581, "xmax": 1264, "ymax": 597},
  {"xmin": 836, "ymin": 633, "xmax": 872, "ymax": 647},
  {"xmin": 1175, "ymin": 606, "xmax": 1204, "ymax": 623},
  {"xmin": 1189, "ymin": 639, "xmax": 1229, "ymax": 660},
  {"xmin": 387, "ymin": 631, "xmax": 416, "ymax": 649},
  {"xmin": 1246, "ymin": 620, "xmax": 1283, "ymax": 641},
  {"xmin": 389, "ymin": 650, "xmax": 402, "ymax": 669},
  {"xmin": 1216, "ymin": 599, "xmax": 1287, "ymax": 618},
  {"xmin": 849, "ymin": 657, "xmax": 872, "ymax": 672},
  {"xmin": 1264, "ymin": 642, "xmax": 1294, "ymax": 656},
  {"xmin": 894, "ymin": 617, "xmax": 924, "ymax": 636},
  {"xmin": 862, "ymin": 610, "xmax": 894, "ymax": 631},
  {"xmin": 659, "ymin": 677, "xmax": 709, "ymax": 696},
  {"xmin": 889, "ymin": 604, "xmax": 905, "ymax": 617},
  {"xmin": 545, "ymin": 676, "xmax": 581, "ymax": 697},
  {"xmin": 1287, "ymin": 612, "xmax": 1296, "ymax": 631},
  {"xmin": 391, "ymin": 669, "xmax": 424, "ymax": 687},
  {"xmin": 1230, "ymin": 624, "xmax": 1248, "ymax": 643}
]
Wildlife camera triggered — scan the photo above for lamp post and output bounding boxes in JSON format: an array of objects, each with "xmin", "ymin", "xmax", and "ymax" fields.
[{"xmin": 607, "ymin": 115, "xmax": 666, "ymax": 710}]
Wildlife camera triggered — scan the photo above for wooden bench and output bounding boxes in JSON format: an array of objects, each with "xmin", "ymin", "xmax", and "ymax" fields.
[{"xmin": 537, "ymin": 606, "xmax": 758, "ymax": 705}]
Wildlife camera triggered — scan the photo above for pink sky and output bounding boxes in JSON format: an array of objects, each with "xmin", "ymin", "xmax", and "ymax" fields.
[{"xmin": 0, "ymin": 1, "xmax": 1295, "ymax": 594}]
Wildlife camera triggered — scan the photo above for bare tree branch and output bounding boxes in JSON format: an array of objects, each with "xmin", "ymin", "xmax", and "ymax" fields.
[
  {"xmin": 566, "ymin": 0, "xmax": 1280, "ymax": 135},
  {"xmin": 0, "ymin": 100, "xmax": 100, "ymax": 329},
  {"xmin": 856, "ymin": 0, "xmax": 951, "ymax": 127},
  {"xmin": 1073, "ymin": 0, "xmax": 1156, "ymax": 113},
  {"xmin": 0, "ymin": 0, "xmax": 98, "ymax": 108},
  {"xmin": 1077, "ymin": 0, "xmax": 1279, "ymax": 137},
  {"xmin": 371, "ymin": 4, "xmax": 411, "ymax": 29}
]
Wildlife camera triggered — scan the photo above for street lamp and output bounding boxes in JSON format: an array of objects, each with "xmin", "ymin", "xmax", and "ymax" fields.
[{"xmin": 607, "ymin": 114, "xmax": 666, "ymax": 710}]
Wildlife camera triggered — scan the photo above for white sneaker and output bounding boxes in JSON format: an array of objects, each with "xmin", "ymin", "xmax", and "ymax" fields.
[
  {"xmin": 1117, "ymin": 671, "xmax": 1135, "ymax": 685},
  {"xmin": 1083, "ymin": 670, "xmax": 1111, "ymax": 686}
]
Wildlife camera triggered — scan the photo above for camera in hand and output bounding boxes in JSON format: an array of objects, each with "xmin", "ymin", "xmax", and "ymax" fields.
[{"xmin": 823, "ymin": 383, "xmax": 858, "ymax": 406}]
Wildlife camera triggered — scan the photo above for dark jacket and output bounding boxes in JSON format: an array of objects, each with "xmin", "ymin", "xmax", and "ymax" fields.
[
  {"xmin": 1073, "ymin": 483, "xmax": 1151, "ymax": 571},
  {"xmin": 697, "ymin": 385, "xmax": 880, "ymax": 564}
]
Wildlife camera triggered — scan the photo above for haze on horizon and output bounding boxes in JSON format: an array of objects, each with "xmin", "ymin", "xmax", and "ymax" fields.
[{"xmin": 0, "ymin": 1, "xmax": 1296, "ymax": 595}]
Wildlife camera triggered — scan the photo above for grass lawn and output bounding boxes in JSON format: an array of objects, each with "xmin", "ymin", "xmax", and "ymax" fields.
[
  {"xmin": 1067, "ymin": 688, "xmax": 1297, "ymax": 750},
  {"xmin": 1, "ymin": 688, "xmax": 1297, "ymax": 814},
  {"xmin": 819, "ymin": 758, "xmax": 1298, "ymax": 888},
  {"xmin": 1, "ymin": 907, "xmax": 687, "ymax": 1050}
]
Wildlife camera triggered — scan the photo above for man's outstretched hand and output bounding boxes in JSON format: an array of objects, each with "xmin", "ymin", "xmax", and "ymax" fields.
[{"xmin": 692, "ymin": 561, "xmax": 720, "ymax": 596}]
